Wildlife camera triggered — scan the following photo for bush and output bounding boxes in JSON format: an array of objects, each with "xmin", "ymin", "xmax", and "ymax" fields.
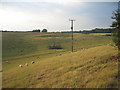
[
  {"xmin": 49, "ymin": 43, "xmax": 63, "ymax": 49},
  {"xmin": 112, "ymin": 29, "xmax": 120, "ymax": 50}
]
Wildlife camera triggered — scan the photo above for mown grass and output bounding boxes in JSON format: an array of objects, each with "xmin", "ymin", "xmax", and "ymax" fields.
[{"xmin": 3, "ymin": 45, "xmax": 118, "ymax": 88}]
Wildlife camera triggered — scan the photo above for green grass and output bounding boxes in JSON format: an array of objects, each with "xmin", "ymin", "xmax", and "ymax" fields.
[
  {"xmin": 2, "ymin": 32, "xmax": 37, "ymax": 59},
  {"xmin": 3, "ymin": 32, "xmax": 113, "ymax": 59},
  {"xmin": 2, "ymin": 32, "xmax": 118, "ymax": 88},
  {"xmin": 2, "ymin": 32, "xmax": 113, "ymax": 70},
  {"xmin": 37, "ymin": 34, "xmax": 70, "ymax": 37}
]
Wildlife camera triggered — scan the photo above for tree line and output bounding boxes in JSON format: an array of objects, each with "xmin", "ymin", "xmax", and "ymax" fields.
[
  {"xmin": 61, "ymin": 28, "xmax": 114, "ymax": 33},
  {"xmin": 32, "ymin": 29, "xmax": 47, "ymax": 32},
  {"xmin": 1, "ymin": 29, "xmax": 48, "ymax": 32}
]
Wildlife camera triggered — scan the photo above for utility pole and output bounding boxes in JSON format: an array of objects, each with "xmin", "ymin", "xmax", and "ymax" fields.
[
  {"xmin": 118, "ymin": 1, "xmax": 120, "ymax": 28},
  {"xmin": 69, "ymin": 19, "xmax": 75, "ymax": 52}
]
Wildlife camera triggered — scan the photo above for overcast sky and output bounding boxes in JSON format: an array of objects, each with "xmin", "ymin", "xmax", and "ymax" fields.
[{"xmin": 0, "ymin": 0, "xmax": 119, "ymax": 32}]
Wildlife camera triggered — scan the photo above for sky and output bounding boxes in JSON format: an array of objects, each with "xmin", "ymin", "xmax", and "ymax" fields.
[{"xmin": 0, "ymin": 0, "xmax": 119, "ymax": 32}]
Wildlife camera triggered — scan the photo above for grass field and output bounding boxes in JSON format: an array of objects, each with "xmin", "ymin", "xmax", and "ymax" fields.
[{"xmin": 2, "ymin": 32, "xmax": 119, "ymax": 88}]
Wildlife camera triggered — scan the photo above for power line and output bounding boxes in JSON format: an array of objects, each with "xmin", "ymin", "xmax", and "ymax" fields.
[{"xmin": 69, "ymin": 19, "xmax": 75, "ymax": 52}]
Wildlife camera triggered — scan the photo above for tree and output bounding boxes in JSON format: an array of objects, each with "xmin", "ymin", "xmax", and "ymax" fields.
[
  {"xmin": 32, "ymin": 29, "xmax": 40, "ymax": 32},
  {"xmin": 42, "ymin": 29, "xmax": 47, "ymax": 32},
  {"xmin": 111, "ymin": 10, "xmax": 120, "ymax": 28},
  {"xmin": 111, "ymin": 8, "xmax": 120, "ymax": 50}
]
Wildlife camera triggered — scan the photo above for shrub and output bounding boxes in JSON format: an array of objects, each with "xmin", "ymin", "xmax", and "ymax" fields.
[
  {"xmin": 49, "ymin": 43, "xmax": 63, "ymax": 49},
  {"xmin": 112, "ymin": 29, "xmax": 120, "ymax": 50}
]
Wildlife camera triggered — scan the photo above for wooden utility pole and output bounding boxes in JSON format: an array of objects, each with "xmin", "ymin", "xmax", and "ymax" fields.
[{"xmin": 69, "ymin": 19, "xmax": 75, "ymax": 52}]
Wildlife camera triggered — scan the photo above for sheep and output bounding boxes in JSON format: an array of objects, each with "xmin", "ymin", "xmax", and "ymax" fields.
[
  {"xmin": 31, "ymin": 61, "xmax": 35, "ymax": 64},
  {"xmin": 5, "ymin": 61, "xmax": 9, "ymax": 63},
  {"xmin": 19, "ymin": 64, "xmax": 23, "ymax": 68},
  {"xmin": 25, "ymin": 63, "xmax": 28, "ymax": 67}
]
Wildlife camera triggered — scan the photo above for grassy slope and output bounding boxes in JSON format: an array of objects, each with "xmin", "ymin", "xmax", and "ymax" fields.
[
  {"xmin": 3, "ymin": 33, "xmax": 112, "ymax": 59},
  {"xmin": 3, "ymin": 45, "xmax": 118, "ymax": 88},
  {"xmin": 2, "ymin": 32, "xmax": 37, "ymax": 59},
  {"xmin": 3, "ymin": 33, "xmax": 113, "ymax": 71},
  {"xmin": 3, "ymin": 32, "xmax": 118, "ymax": 88}
]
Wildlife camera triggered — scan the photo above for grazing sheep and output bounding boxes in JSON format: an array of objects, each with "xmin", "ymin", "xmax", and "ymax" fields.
[
  {"xmin": 31, "ymin": 61, "xmax": 35, "ymax": 64},
  {"xmin": 25, "ymin": 63, "xmax": 28, "ymax": 67},
  {"xmin": 5, "ymin": 61, "xmax": 9, "ymax": 63},
  {"xmin": 19, "ymin": 64, "xmax": 23, "ymax": 68}
]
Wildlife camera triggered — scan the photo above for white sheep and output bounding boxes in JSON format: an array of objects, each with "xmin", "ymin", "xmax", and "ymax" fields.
[
  {"xmin": 19, "ymin": 64, "xmax": 23, "ymax": 68},
  {"xmin": 25, "ymin": 63, "xmax": 28, "ymax": 67},
  {"xmin": 31, "ymin": 61, "xmax": 35, "ymax": 64},
  {"xmin": 5, "ymin": 61, "xmax": 9, "ymax": 63}
]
